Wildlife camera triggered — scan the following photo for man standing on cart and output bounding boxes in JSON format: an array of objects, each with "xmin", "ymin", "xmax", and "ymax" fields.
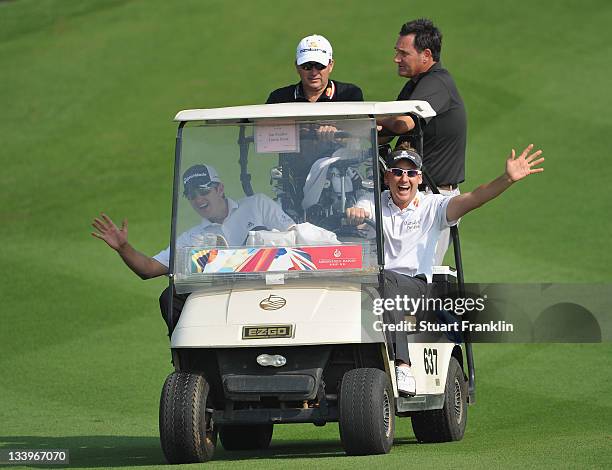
[
  {"xmin": 266, "ymin": 34, "xmax": 363, "ymax": 104},
  {"xmin": 378, "ymin": 19, "xmax": 467, "ymax": 265},
  {"xmin": 266, "ymin": 34, "xmax": 365, "ymax": 218}
]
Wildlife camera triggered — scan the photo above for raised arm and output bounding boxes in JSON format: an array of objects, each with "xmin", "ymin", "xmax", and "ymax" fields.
[
  {"xmin": 446, "ymin": 144, "xmax": 544, "ymax": 222},
  {"xmin": 91, "ymin": 213, "xmax": 168, "ymax": 280}
]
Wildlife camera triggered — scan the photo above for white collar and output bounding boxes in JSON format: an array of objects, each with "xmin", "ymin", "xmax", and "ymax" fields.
[{"xmin": 386, "ymin": 191, "xmax": 422, "ymax": 213}]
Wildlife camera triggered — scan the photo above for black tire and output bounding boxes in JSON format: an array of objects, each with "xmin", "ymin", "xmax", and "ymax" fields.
[
  {"xmin": 339, "ymin": 368, "xmax": 394, "ymax": 455},
  {"xmin": 219, "ymin": 424, "xmax": 274, "ymax": 451},
  {"xmin": 159, "ymin": 371, "xmax": 217, "ymax": 463},
  {"xmin": 411, "ymin": 357, "xmax": 467, "ymax": 443}
]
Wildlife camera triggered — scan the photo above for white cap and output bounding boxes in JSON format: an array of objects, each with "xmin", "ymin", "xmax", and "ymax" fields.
[{"xmin": 296, "ymin": 34, "xmax": 333, "ymax": 66}]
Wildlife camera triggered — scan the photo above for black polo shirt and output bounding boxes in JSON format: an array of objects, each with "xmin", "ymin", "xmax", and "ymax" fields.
[
  {"xmin": 265, "ymin": 80, "xmax": 363, "ymax": 198},
  {"xmin": 266, "ymin": 80, "xmax": 364, "ymax": 103},
  {"xmin": 397, "ymin": 62, "xmax": 466, "ymax": 186}
]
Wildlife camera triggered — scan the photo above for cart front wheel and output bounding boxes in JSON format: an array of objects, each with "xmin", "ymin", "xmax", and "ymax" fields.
[
  {"xmin": 339, "ymin": 367, "xmax": 395, "ymax": 455},
  {"xmin": 159, "ymin": 371, "xmax": 217, "ymax": 463}
]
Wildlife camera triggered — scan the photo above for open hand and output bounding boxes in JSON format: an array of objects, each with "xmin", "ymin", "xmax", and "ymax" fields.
[
  {"xmin": 506, "ymin": 144, "xmax": 544, "ymax": 182},
  {"xmin": 91, "ymin": 213, "xmax": 128, "ymax": 251}
]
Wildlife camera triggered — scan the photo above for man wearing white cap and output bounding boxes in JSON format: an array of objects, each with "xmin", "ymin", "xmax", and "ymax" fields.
[
  {"xmin": 266, "ymin": 34, "xmax": 363, "ymax": 103},
  {"xmin": 92, "ymin": 164, "xmax": 294, "ymax": 333}
]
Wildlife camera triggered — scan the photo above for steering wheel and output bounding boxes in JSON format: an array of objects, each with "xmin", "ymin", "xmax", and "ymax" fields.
[{"xmin": 317, "ymin": 213, "xmax": 375, "ymax": 239}]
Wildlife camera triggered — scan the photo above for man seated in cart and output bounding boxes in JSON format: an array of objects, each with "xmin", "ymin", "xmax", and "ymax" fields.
[
  {"xmin": 92, "ymin": 163, "xmax": 295, "ymax": 334},
  {"xmin": 345, "ymin": 143, "xmax": 544, "ymax": 395}
]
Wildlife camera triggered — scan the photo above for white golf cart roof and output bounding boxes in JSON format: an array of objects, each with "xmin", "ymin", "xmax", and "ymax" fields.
[{"xmin": 174, "ymin": 101, "xmax": 435, "ymax": 122}]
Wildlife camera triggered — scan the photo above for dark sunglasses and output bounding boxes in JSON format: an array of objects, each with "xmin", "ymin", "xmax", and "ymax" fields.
[
  {"xmin": 388, "ymin": 168, "xmax": 422, "ymax": 178},
  {"xmin": 184, "ymin": 186, "xmax": 213, "ymax": 200},
  {"xmin": 299, "ymin": 62, "xmax": 327, "ymax": 71}
]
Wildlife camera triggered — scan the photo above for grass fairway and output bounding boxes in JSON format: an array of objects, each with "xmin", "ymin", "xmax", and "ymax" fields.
[{"xmin": 1, "ymin": 0, "xmax": 611, "ymax": 468}]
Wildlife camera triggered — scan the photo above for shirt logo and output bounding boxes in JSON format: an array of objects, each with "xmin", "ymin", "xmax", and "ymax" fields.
[
  {"xmin": 404, "ymin": 220, "xmax": 421, "ymax": 231},
  {"xmin": 324, "ymin": 81, "xmax": 336, "ymax": 99}
]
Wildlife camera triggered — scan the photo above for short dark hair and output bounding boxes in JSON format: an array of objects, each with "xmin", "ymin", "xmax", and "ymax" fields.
[
  {"xmin": 399, "ymin": 18, "xmax": 442, "ymax": 62},
  {"xmin": 394, "ymin": 140, "xmax": 417, "ymax": 152}
]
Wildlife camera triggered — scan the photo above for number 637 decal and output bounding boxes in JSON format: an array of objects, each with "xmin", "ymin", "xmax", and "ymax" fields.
[{"xmin": 424, "ymin": 348, "xmax": 438, "ymax": 375}]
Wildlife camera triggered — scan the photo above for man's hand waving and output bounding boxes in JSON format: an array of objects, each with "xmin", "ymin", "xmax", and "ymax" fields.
[
  {"xmin": 505, "ymin": 144, "xmax": 544, "ymax": 183},
  {"xmin": 91, "ymin": 213, "xmax": 128, "ymax": 252},
  {"xmin": 90, "ymin": 212, "xmax": 166, "ymax": 279},
  {"xmin": 446, "ymin": 143, "xmax": 545, "ymax": 222}
]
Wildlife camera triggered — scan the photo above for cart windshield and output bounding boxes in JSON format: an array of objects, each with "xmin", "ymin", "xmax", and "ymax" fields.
[{"xmin": 172, "ymin": 117, "xmax": 380, "ymax": 292}]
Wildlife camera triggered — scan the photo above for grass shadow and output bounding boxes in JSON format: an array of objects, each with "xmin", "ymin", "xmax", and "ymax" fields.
[
  {"xmin": 1, "ymin": 432, "xmax": 419, "ymax": 467},
  {"xmin": 213, "ymin": 434, "xmax": 419, "ymax": 462},
  {"xmin": 214, "ymin": 438, "xmax": 345, "ymax": 462}
]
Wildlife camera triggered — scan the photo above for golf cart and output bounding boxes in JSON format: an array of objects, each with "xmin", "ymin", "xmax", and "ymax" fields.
[{"xmin": 159, "ymin": 101, "xmax": 475, "ymax": 463}]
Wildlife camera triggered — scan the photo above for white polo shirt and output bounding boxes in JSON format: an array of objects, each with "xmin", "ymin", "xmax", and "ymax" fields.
[
  {"xmin": 153, "ymin": 194, "xmax": 295, "ymax": 268},
  {"xmin": 355, "ymin": 190, "xmax": 457, "ymax": 282}
]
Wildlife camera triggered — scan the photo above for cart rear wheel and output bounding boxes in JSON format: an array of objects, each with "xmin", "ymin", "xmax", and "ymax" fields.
[
  {"xmin": 219, "ymin": 424, "xmax": 273, "ymax": 450},
  {"xmin": 411, "ymin": 357, "xmax": 467, "ymax": 442},
  {"xmin": 339, "ymin": 368, "xmax": 394, "ymax": 455},
  {"xmin": 159, "ymin": 371, "xmax": 217, "ymax": 463}
]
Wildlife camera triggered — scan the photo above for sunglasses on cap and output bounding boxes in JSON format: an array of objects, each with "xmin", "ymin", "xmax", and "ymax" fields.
[
  {"xmin": 387, "ymin": 168, "xmax": 422, "ymax": 178},
  {"xmin": 299, "ymin": 62, "xmax": 327, "ymax": 71},
  {"xmin": 184, "ymin": 186, "xmax": 214, "ymax": 200}
]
